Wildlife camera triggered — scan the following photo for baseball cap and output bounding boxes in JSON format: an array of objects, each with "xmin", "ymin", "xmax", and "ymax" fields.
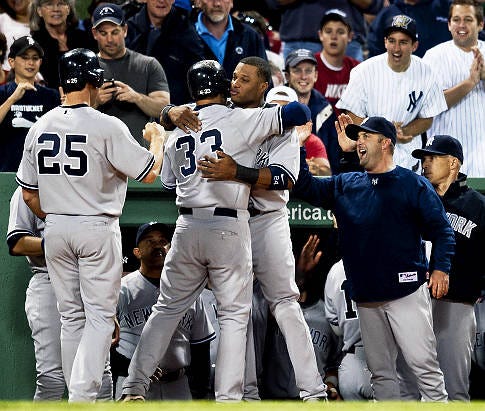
[
  {"xmin": 384, "ymin": 14, "xmax": 418, "ymax": 41},
  {"xmin": 135, "ymin": 222, "xmax": 170, "ymax": 246},
  {"xmin": 92, "ymin": 3, "xmax": 125, "ymax": 28},
  {"xmin": 8, "ymin": 36, "xmax": 44, "ymax": 59},
  {"xmin": 265, "ymin": 86, "xmax": 298, "ymax": 104},
  {"xmin": 285, "ymin": 49, "xmax": 317, "ymax": 69},
  {"xmin": 412, "ymin": 135, "xmax": 464, "ymax": 164},
  {"xmin": 319, "ymin": 9, "xmax": 352, "ymax": 32},
  {"xmin": 345, "ymin": 116, "xmax": 397, "ymax": 145}
]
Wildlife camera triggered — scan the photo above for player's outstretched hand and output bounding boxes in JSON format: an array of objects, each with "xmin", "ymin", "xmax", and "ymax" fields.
[
  {"xmin": 170, "ymin": 106, "xmax": 201, "ymax": 133},
  {"xmin": 335, "ymin": 113, "xmax": 357, "ymax": 152},
  {"xmin": 297, "ymin": 234, "xmax": 322, "ymax": 275},
  {"xmin": 428, "ymin": 270, "xmax": 449, "ymax": 299},
  {"xmin": 198, "ymin": 150, "xmax": 237, "ymax": 181},
  {"xmin": 143, "ymin": 122, "xmax": 166, "ymax": 144}
]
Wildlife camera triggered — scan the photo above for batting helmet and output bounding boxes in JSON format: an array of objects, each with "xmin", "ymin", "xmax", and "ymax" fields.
[
  {"xmin": 59, "ymin": 48, "xmax": 104, "ymax": 93},
  {"xmin": 187, "ymin": 60, "xmax": 230, "ymax": 101}
]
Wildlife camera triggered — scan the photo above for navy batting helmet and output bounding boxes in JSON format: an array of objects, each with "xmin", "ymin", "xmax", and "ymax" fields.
[
  {"xmin": 187, "ymin": 60, "xmax": 230, "ymax": 101},
  {"xmin": 59, "ymin": 48, "xmax": 104, "ymax": 93}
]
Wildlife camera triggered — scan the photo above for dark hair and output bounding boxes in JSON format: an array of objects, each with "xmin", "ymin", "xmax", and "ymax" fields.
[
  {"xmin": 0, "ymin": 32, "xmax": 7, "ymax": 64},
  {"xmin": 449, "ymin": 0, "xmax": 484, "ymax": 24},
  {"xmin": 239, "ymin": 56, "xmax": 271, "ymax": 84}
]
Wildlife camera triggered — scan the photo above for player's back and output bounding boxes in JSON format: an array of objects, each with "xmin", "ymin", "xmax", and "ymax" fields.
[
  {"xmin": 18, "ymin": 105, "xmax": 154, "ymax": 216},
  {"xmin": 162, "ymin": 103, "xmax": 283, "ymax": 209}
]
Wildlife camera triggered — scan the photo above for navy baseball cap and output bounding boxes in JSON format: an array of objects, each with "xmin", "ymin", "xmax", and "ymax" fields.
[
  {"xmin": 9, "ymin": 36, "xmax": 44, "ymax": 59},
  {"xmin": 319, "ymin": 9, "xmax": 352, "ymax": 32},
  {"xmin": 135, "ymin": 222, "xmax": 170, "ymax": 246},
  {"xmin": 345, "ymin": 117, "xmax": 397, "ymax": 145},
  {"xmin": 384, "ymin": 14, "xmax": 418, "ymax": 42},
  {"xmin": 412, "ymin": 135, "xmax": 464, "ymax": 164},
  {"xmin": 285, "ymin": 49, "xmax": 317, "ymax": 69},
  {"xmin": 93, "ymin": 3, "xmax": 125, "ymax": 28}
]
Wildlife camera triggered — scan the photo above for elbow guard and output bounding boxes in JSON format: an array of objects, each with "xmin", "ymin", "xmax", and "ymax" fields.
[
  {"xmin": 281, "ymin": 102, "xmax": 311, "ymax": 129},
  {"xmin": 268, "ymin": 165, "xmax": 291, "ymax": 190}
]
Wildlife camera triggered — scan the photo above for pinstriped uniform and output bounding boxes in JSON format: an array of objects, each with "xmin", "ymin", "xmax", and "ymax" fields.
[
  {"xmin": 423, "ymin": 40, "xmax": 485, "ymax": 177},
  {"xmin": 336, "ymin": 53, "xmax": 447, "ymax": 170}
]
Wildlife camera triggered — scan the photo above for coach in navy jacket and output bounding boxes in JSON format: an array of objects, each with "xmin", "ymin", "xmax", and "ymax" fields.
[{"xmin": 292, "ymin": 114, "xmax": 453, "ymax": 401}]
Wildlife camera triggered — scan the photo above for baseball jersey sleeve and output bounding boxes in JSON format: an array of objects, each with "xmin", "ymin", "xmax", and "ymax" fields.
[
  {"xmin": 190, "ymin": 297, "xmax": 216, "ymax": 345},
  {"xmin": 160, "ymin": 134, "xmax": 176, "ymax": 190},
  {"xmin": 414, "ymin": 63, "xmax": 447, "ymax": 118},
  {"xmin": 7, "ymin": 187, "xmax": 38, "ymax": 248},
  {"xmin": 235, "ymin": 105, "xmax": 284, "ymax": 147},
  {"xmin": 335, "ymin": 62, "xmax": 368, "ymax": 117},
  {"xmin": 105, "ymin": 117, "xmax": 155, "ymax": 181},
  {"xmin": 266, "ymin": 128, "xmax": 300, "ymax": 184}
]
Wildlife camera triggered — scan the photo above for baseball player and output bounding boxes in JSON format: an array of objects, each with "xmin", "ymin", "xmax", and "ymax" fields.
[
  {"xmin": 422, "ymin": 0, "xmax": 485, "ymax": 177},
  {"xmin": 6, "ymin": 187, "xmax": 113, "ymax": 401},
  {"xmin": 121, "ymin": 59, "xmax": 310, "ymax": 402},
  {"xmin": 324, "ymin": 255, "xmax": 373, "ymax": 400},
  {"xmin": 412, "ymin": 135, "xmax": 485, "ymax": 400},
  {"xmin": 292, "ymin": 113, "xmax": 455, "ymax": 401},
  {"xmin": 15, "ymin": 48, "xmax": 164, "ymax": 402},
  {"xmin": 113, "ymin": 222, "xmax": 215, "ymax": 400},
  {"xmin": 164, "ymin": 57, "xmax": 329, "ymax": 401},
  {"xmin": 336, "ymin": 15, "xmax": 447, "ymax": 172}
]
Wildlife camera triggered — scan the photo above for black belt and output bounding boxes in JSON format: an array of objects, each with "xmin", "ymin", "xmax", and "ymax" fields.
[
  {"xmin": 179, "ymin": 207, "xmax": 238, "ymax": 218},
  {"xmin": 248, "ymin": 207, "xmax": 263, "ymax": 217},
  {"xmin": 346, "ymin": 345, "xmax": 363, "ymax": 354}
]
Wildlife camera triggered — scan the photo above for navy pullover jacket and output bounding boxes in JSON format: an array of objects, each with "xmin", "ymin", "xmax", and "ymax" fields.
[{"xmin": 292, "ymin": 147, "xmax": 455, "ymax": 303}]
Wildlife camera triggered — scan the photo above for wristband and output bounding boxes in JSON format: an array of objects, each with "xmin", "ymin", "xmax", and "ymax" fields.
[
  {"xmin": 268, "ymin": 165, "xmax": 290, "ymax": 190},
  {"xmin": 160, "ymin": 104, "xmax": 175, "ymax": 126},
  {"xmin": 235, "ymin": 164, "xmax": 259, "ymax": 185}
]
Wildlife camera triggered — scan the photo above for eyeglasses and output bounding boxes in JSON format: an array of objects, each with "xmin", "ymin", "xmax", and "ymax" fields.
[
  {"xmin": 41, "ymin": 1, "xmax": 69, "ymax": 9},
  {"xmin": 289, "ymin": 67, "xmax": 316, "ymax": 76}
]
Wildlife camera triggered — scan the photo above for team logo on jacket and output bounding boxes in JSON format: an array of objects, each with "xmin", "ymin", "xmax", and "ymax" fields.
[{"xmin": 235, "ymin": 47, "xmax": 243, "ymax": 55}]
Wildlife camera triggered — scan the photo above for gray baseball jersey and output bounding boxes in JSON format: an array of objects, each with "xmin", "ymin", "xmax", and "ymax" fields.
[
  {"xmin": 16, "ymin": 105, "xmax": 154, "ymax": 216},
  {"xmin": 161, "ymin": 103, "xmax": 283, "ymax": 208},
  {"xmin": 324, "ymin": 259, "xmax": 373, "ymax": 400},
  {"xmin": 115, "ymin": 271, "xmax": 215, "ymax": 400},
  {"xmin": 423, "ymin": 40, "xmax": 485, "ymax": 177},
  {"xmin": 15, "ymin": 104, "xmax": 155, "ymax": 401},
  {"xmin": 336, "ymin": 53, "xmax": 447, "ymax": 170},
  {"xmin": 6, "ymin": 187, "xmax": 112, "ymax": 401},
  {"xmin": 123, "ymin": 102, "xmax": 287, "ymax": 402}
]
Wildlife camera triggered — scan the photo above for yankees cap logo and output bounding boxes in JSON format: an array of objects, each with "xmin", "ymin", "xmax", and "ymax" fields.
[
  {"xmin": 391, "ymin": 15, "xmax": 413, "ymax": 30},
  {"xmin": 26, "ymin": 36, "xmax": 35, "ymax": 46},
  {"xmin": 99, "ymin": 6, "xmax": 115, "ymax": 15},
  {"xmin": 426, "ymin": 137, "xmax": 434, "ymax": 147}
]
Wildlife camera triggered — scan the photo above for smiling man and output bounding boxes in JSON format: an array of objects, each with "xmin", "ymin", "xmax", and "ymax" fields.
[
  {"xmin": 423, "ymin": 0, "xmax": 485, "ymax": 177},
  {"xmin": 292, "ymin": 113, "xmax": 455, "ymax": 401},
  {"xmin": 0, "ymin": 35, "xmax": 59, "ymax": 171},
  {"xmin": 337, "ymin": 14, "xmax": 447, "ymax": 172}
]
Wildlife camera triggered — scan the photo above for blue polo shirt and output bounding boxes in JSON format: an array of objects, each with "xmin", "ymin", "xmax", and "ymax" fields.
[{"xmin": 195, "ymin": 12, "xmax": 234, "ymax": 64}]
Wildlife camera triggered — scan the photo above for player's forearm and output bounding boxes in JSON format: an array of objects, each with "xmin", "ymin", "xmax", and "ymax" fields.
[
  {"xmin": 142, "ymin": 135, "xmax": 164, "ymax": 183},
  {"xmin": 444, "ymin": 79, "xmax": 478, "ymax": 109},
  {"xmin": 22, "ymin": 188, "xmax": 46, "ymax": 220},
  {"xmin": 135, "ymin": 92, "xmax": 170, "ymax": 118},
  {"xmin": 401, "ymin": 118, "xmax": 432, "ymax": 137},
  {"xmin": 11, "ymin": 236, "xmax": 43, "ymax": 256}
]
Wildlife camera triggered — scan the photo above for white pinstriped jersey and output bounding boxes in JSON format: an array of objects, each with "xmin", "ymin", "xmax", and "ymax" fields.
[
  {"xmin": 7, "ymin": 187, "xmax": 47, "ymax": 274},
  {"xmin": 16, "ymin": 105, "xmax": 155, "ymax": 216},
  {"xmin": 249, "ymin": 128, "xmax": 299, "ymax": 212},
  {"xmin": 161, "ymin": 103, "xmax": 283, "ymax": 209},
  {"xmin": 324, "ymin": 260, "xmax": 362, "ymax": 354},
  {"xmin": 423, "ymin": 40, "xmax": 485, "ymax": 177},
  {"xmin": 116, "ymin": 271, "xmax": 216, "ymax": 369},
  {"xmin": 336, "ymin": 53, "xmax": 447, "ymax": 170}
]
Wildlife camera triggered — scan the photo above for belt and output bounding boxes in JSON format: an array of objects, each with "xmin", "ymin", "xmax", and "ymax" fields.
[
  {"xmin": 179, "ymin": 207, "xmax": 238, "ymax": 218},
  {"xmin": 346, "ymin": 345, "xmax": 364, "ymax": 354},
  {"xmin": 160, "ymin": 368, "xmax": 186, "ymax": 383},
  {"xmin": 247, "ymin": 207, "xmax": 273, "ymax": 218}
]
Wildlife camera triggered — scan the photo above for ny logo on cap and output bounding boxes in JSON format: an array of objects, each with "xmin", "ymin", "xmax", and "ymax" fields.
[
  {"xmin": 99, "ymin": 6, "xmax": 115, "ymax": 15},
  {"xmin": 391, "ymin": 15, "xmax": 413, "ymax": 29},
  {"xmin": 26, "ymin": 36, "xmax": 35, "ymax": 46},
  {"xmin": 426, "ymin": 137, "xmax": 434, "ymax": 147}
]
